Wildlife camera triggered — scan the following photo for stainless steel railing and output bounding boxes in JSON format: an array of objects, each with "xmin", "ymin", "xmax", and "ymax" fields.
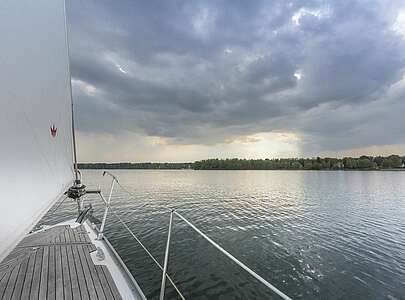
[{"xmin": 95, "ymin": 171, "xmax": 292, "ymax": 300}]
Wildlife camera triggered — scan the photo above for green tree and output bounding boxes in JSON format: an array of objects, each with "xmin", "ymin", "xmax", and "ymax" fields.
[{"xmin": 358, "ymin": 158, "xmax": 374, "ymax": 169}]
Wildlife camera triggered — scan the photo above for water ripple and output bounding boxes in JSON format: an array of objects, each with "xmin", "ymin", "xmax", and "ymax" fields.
[{"xmin": 39, "ymin": 170, "xmax": 405, "ymax": 300}]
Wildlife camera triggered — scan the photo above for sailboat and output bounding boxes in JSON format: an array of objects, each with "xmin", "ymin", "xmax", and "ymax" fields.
[
  {"xmin": 0, "ymin": 1, "xmax": 291, "ymax": 299},
  {"xmin": 0, "ymin": 0, "xmax": 146, "ymax": 299}
]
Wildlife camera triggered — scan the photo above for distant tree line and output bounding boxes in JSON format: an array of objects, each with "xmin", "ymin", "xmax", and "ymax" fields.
[
  {"xmin": 78, "ymin": 162, "xmax": 192, "ymax": 170},
  {"xmin": 192, "ymin": 155, "xmax": 405, "ymax": 170},
  {"xmin": 78, "ymin": 155, "xmax": 405, "ymax": 170}
]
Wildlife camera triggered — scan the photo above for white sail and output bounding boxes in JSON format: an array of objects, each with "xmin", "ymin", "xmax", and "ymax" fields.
[{"xmin": 0, "ymin": 0, "xmax": 74, "ymax": 260}]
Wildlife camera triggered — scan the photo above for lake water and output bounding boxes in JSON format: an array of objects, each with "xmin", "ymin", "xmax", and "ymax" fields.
[{"xmin": 40, "ymin": 170, "xmax": 405, "ymax": 299}]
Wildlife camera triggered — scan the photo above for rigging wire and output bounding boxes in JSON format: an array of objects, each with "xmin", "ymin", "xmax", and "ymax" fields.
[
  {"xmin": 95, "ymin": 174, "xmax": 185, "ymax": 299},
  {"xmin": 49, "ymin": 195, "xmax": 68, "ymax": 215},
  {"xmin": 110, "ymin": 178, "xmax": 292, "ymax": 300},
  {"xmin": 63, "ymin": 0, "xmax": 79, "ymax": 181},
  {"xmin": 116, "ymin": 180, "xmax": 144, "ymax": 202},
  {"xmin": 107, "ymin": 204, "xmax": 186, "ymax": 300},
  {"xmin": 112, "ymin": 179, "xmax": 151, "ymax": 212}
]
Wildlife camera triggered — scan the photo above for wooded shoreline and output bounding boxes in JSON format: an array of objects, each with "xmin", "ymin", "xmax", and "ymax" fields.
[{"xmin": 79, "ymin": 155, "xmax": 405, "ymax": 170}]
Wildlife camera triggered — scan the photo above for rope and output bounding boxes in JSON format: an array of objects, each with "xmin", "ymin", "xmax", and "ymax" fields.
[
  {"xmin": 108, "ymin": 205, "xmax": 186, "ymax": 300},
  {"xmin": 49, "ymin": 195, "xmax": 68, "ymax": 215}
]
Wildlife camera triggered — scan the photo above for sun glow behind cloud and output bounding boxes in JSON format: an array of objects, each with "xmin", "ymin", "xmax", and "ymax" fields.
[
  {"xmin": 69, "ymin": 1, "xmax": 405, "ymax": 162},
  {"xmin": 294, "ymin": 70, "xmax": 302, "ymax": 80},
  {"xmin": 393, "ymin": 9, "xmax": 405, "ymax": 39},
  {"xmin": 291, "ymin": 7, "xmax": 331, "ymax": 26},
  {"xmin": 77, "ymin": 131, "xmax": 301, "ymax": 162}
]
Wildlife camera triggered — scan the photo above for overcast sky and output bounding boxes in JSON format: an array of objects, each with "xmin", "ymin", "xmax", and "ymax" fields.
[{"xmin": 67, "ymin": 0, "xmax": 405, "ymax": 162}]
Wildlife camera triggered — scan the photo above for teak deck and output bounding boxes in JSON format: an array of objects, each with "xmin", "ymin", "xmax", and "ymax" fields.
[{"xmin": 0, "ymin": 225, "xmax": 122, "ymax": 300}]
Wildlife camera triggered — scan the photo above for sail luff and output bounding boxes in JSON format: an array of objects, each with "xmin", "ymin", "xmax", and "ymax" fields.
[{"xmin": 0, "ymin": 0, "xmax": 75, "ymax": 261}]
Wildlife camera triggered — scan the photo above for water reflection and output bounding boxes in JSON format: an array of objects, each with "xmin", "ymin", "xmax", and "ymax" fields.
[{"xmin": 40, "ymin": 170, "xmax": 405, "ymax": 299}]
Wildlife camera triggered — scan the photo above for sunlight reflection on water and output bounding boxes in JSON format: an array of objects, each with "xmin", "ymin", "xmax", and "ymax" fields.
[{"xmin": 40, "ymin": 170, "xmax": 405, "ymax": 299}]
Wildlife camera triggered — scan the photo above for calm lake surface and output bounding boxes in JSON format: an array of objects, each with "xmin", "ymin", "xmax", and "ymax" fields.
[{"xmin": 40, "ymin": 170, "xmax": 405, "ymax": 299}]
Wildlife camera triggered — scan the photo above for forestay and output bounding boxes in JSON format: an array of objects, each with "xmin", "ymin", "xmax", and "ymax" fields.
[{"xmin": 0, "ymin": 0, "xmax": 74, "ymax": 261}]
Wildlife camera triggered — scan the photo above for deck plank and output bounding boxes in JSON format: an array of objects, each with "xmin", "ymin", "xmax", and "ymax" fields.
[
  {"xmin": 83, "ymin": 245, "xmax": 106, "ymax": 300},
  {"xmin": 55, "ymin": 232, "xmax": 60, "ymax": 243},
  {"xmin": 0, "ymin": 225, "xmax": 126, "ymax": 300},
  {"xmin": 101, "ymin": 265, "xmax": 122, "ymax": 300},
  {"xmin": 88, "ymin": 243, "xmax": 97, "ymax": 252},
  {"xmin": 0, "ymin": 268, "xmax": 12, "ymax": 299},
  {"xmin": 61, "ymin": 229, "xmax": 66, "ymax": 243},
  {"xmin": 48, "ymin": 245, "xmax": 56, "ymax": 300},
  {"xmin": 55, "ymin": 245, "xmax": 64, "ymax": 300},
  {"xmin": 39, "ymin": 246, "xmax": 49, "ymax": 299},
  {"xmin": 11, "ymin": 254, "xmax": 29, "ymax": 300},
  {"xmin": 3, "ymin": 264, "xmax": 20, "ymax": 300},
  {"xmin": 69, "ymin": 228, "xmax": 76, "ymax": 243},
  {"xmin": 20, "ymin": 250, "xmax": 37, "ymax": 300},
  {"xmin": 61, "ymin": 245, "xmax": 73, "ymax": 300},
  {"xmin": 65, "ymin": 230, "xmax": 71, "ymax": 244},
  {"xmin": 75, "ymin": 228, "xmax": 83, "ymax": 242},
  {"xmin": 66, "ymin": 244, "xmax": 80, "ymax": 300},
  {"xmin": 94, "ymin": 265, "xmax": 114, "ymax": 300},
  {"xmin": 81, "ymin": 227, "xmax": 89, "ymax": 243},
  {"xmin": 84, "ymin": 229, "xmax": 91, "ymax": 243},
  {"xmin": 30, "ymin": 247, "xmax": 43, "ymax": 300},
  {"xmin": 77, "ymin": 245, "xmax": 99, "ymax": 300},
  {"xmin": 72, "ymin": 245, "xmax": 90, "ymax": 300}
]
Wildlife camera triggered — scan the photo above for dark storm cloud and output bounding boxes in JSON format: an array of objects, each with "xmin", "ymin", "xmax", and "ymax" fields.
[{"xmin": 68, "ymin": 0, "xmax": 405, "ymax": 154}]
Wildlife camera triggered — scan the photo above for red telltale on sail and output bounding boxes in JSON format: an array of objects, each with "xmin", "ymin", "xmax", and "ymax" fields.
[{"xmin": 50, "ymin": 124, "xmax": 57, "ymax": 137}]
